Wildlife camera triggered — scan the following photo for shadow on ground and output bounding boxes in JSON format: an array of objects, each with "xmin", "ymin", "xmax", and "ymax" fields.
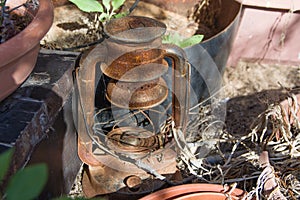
[{"xmin": 225, "ymin": 87, "xmax": 300, "ymax": 136}]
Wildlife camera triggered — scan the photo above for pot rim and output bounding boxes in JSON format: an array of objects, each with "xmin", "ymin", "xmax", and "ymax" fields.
[
  {"xmin": 139, "ymin": 183, "xmax": 246, "ymax": 200},
  {"xmin": 0, "ymin": 0, "xmax": 54, "ymax": 66}
]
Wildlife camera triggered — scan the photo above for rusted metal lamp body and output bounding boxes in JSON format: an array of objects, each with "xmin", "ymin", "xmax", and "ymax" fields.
[{"xmin": 74, "ymin": 16, "xmax": 190, "ymax": 197}]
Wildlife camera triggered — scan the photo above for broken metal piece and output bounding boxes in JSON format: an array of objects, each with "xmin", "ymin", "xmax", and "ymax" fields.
[{"xmin": 124, "ymin": 175, "xmax": 142, "ymax": 191}]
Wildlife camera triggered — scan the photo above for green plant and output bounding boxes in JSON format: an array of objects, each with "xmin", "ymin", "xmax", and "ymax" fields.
[
  {"xmin": 0, "ymin": 148, "xmax": 48, "ymax": 200},
  {"xmin": 69, "ymin": 0, "xmax": 126, "ymax": 22},
  {"xmin": 68, "ymin": 0, "xmax": 203, "ymax": 48},
  {"xmin": 162, "ymin": 32, "xmax": 204, "ymax": 48}
]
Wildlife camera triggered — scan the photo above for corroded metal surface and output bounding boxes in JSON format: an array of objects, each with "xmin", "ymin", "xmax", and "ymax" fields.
[
  {"xmin": 106, "ymin": 126, "xmax": 172, "ymax": 154},
  {"xmin": 106, "ymin": 77, "xmax": 168, "ymax": 109},
  {"xmin": 101, "ymin": 49, "xmax": 168, "ymax": 82},
  {"xmin": 104, "ymin": 16, "xmax": 166, "ymax": 43}
]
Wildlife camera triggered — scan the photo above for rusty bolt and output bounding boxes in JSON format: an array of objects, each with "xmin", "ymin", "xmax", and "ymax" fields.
[{"xmin": 124, "ymin": 175, "xmax": 142, "ymax": 192}]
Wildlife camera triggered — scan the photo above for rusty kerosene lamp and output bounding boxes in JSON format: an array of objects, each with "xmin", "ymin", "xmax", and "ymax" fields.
[{"xmin": 73, "ymin": 16, "xmax": 190, "ymax": 198}]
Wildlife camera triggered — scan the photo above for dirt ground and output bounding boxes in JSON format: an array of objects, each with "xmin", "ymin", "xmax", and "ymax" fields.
[{"xmin": 223, "ymin": 61, "xmax": 300, "ymax": 136}]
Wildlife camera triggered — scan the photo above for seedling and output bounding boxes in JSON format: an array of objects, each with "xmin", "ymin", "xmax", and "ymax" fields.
[
  {"xmin": 69, "ymin": 0, "xmax": 127, "ymax": 22},
  {"xmin": 68, "ymin": 0, "xmax": 203, "ymax": 48},
  {"xmin": 162, "ymin": 32, "xmax": 204, "ymax": 48}
]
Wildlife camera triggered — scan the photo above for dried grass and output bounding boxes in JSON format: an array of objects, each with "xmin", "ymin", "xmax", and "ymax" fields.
[{"xmin": 177, "ymin": 93, "xmax": 300, "ymax": 200}]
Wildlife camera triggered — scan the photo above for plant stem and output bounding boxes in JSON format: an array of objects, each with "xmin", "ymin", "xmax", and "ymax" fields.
[
  {"xmin": 129, "ymin": 0, "xmax": 140, "ymax": 13},
  {"xmin": 7, "ymin": 4, "xmax": 25, "ymax": 13},
  {"xmin": 0, "ymin": 0, "xmax": 7, "ymax": 25}
]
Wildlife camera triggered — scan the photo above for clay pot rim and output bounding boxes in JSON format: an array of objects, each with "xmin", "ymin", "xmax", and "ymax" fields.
[
  {"xmin": 139, "ymin": 183, "xmax": 246, "ymax": 200},
  {"xmin": 0, "ymin": 0, "xmax": 54, "ymax": 66}
]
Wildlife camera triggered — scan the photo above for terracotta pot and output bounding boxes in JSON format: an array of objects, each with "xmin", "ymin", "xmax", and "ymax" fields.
[
  {"xmin": 0, "ymin": 0, "xmax": 54, "ymax": 102},
  {"xmin": 139, "ymin": 183, "xmax": 247, "ymax": 200}
]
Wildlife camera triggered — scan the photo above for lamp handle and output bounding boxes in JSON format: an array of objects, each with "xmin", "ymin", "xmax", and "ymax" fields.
[{"xmin": 162, "ymin": 44, "xmax": 190, "ymax": 130}]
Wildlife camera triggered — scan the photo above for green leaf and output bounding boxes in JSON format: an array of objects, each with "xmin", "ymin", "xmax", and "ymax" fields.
[
  {"xmin": 99, "ymin": 12, "xmax": 109, "ymax": 22},
  {"xmin": 162, "ymin": 33, "xmax": 204, "ymax": 48},
  {"xmin": 102, "ymin": 0, "xmax": 111, "ymax": 11},
  {"xmin": 112, "ymin": 0, "xmax": 126, "ymax": 11},
  {"xmin": 162, "ymin": 33, "xmax": 181, "ymax": 46},
  {"xmin": 0, "ymin": 148, "xmax": 13, "ymax": 182},
  {"xmin": 179, "ymin": 34, "xmax": 204, "ymax": 48},
  {"xmin": 113, "ymin": 11, "xmax": 128, "ymax": 19},
  {"xmin": 5, "ymin": 164, "xmax": 48, "ymax": 200},
  {"xmin": 162, "ymin": 34, "xmax": 171, "ymax": 44},
  {"xmin": 69, "ymin": 0, "xmax": 103, "ymax": 12}
]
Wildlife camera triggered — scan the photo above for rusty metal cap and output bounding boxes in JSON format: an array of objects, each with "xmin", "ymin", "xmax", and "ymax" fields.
[
  {"xmin": 106, "ymin": 78, "xmax": 168, "ymax": 109},
  {"xmin": 101, "ymin": 50, "xmax": 168, "ymax": 82},
  {"xmin": 104, "ymin": 16, "xmax": 166, "ymax": 43}
]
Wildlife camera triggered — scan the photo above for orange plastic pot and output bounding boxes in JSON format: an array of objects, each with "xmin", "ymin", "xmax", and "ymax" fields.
[
  {"xmin": 139, "ymin": 183, "xmax": 247, "ymax": 200},
  {"xmin": 0, "ymin": 0, "xmax": 54, "ymax": 102}
]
